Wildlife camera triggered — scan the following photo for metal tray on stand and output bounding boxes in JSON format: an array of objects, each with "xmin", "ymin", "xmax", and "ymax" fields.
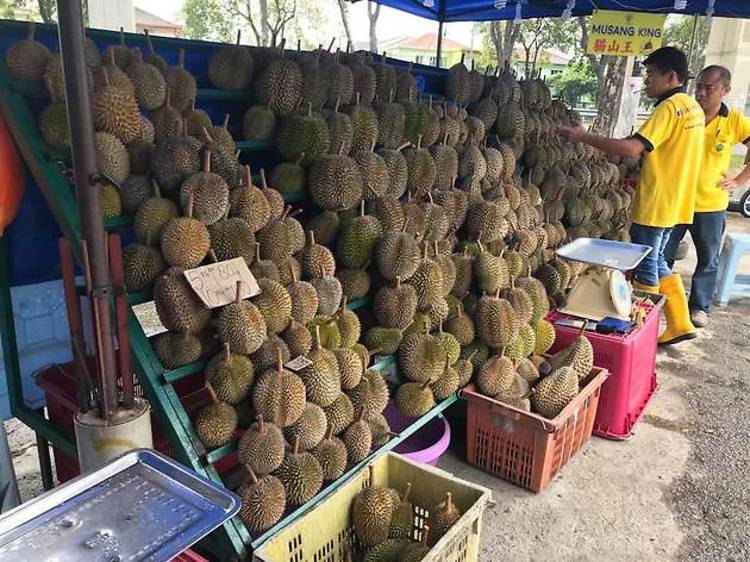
[
  {"xmin": 0, "ymin": 449, "xmax": 240, "ymax": 562},
  {"xmin": 555, "ymin": 238, "xmax": 652, "ymax": 271}
]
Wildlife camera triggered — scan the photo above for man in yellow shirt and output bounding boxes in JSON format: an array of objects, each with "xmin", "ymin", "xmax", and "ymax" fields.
[
  {"xmin": 664, "ymin": 65, "xmax": 750, "ymax": 328},
  {"xmin": 559, "ymin": 47, "xmax": 704, "ymax": 345}
]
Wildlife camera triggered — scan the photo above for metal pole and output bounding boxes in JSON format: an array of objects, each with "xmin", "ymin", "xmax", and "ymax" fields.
[
  {"xmin": 687, "ymin": 14, "xmax": 699, "ymax": 73},
  {"xmin": 436, "ymin": 20, "xmax": 443, "ymax": 67},
  {"xmin": 56, "ymin": 0, "xmax": 119, "ymax": 420}
]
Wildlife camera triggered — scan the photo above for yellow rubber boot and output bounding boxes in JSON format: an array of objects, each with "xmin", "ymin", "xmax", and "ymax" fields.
[
  {"xmin": 632, "ymin": 280, "xmax": 659, "ymax": 294},
  {"xmin": 657, "ymin": 274, "xmax": 696, "ymax": 345}
]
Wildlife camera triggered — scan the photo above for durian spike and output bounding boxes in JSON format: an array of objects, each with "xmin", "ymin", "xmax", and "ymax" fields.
[
  {"xmin": 235, "ymin": 280, "xmax": 243, "ymax": 304},
  {"xmin": 222, "ymin": 342, "xmax": 231, "ymax": 362},
  {"xmin": 205, "ymin": 383, "xmax": 219, "ymax": 404},
  {"xmin": 260, "ymin": 168, "xmax": 269, "ymax": 189},
  {"xmin": 244, "ymin": 465, "xmax": 259, "ymax": 486}
]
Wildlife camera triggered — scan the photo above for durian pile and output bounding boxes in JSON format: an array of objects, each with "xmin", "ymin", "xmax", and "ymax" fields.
[
  {"xmin": 6, "ymin": 25, "xmax": 635, "ymax": 533},
  {"xmin": 347, "ymin": 466, "xmax": 463, "ymax": 562}
]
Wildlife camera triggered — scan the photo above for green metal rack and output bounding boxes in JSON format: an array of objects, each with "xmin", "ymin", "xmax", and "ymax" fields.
[{"xmin": 0, "ymin": 20, "xmax": 457, "ymax": 559}]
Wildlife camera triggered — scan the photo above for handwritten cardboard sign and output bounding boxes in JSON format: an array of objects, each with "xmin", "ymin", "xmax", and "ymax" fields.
[
  {"xmin": 132, "ymin": 300, "xmax": 167, "ymax": 337},
  {"xmin": 285, "ymin": 356, "xmax": 313, "ymax": 372},
  {"xmin": 183, "ymin": 257, "xmax": 260, "ymax": 309}
]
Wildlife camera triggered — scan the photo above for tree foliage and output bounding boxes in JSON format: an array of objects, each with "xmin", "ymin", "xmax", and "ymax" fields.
[
  {"xmin": 663, "ymin": 15, "xmax": 710, "ymax": 82},
  {"xmin": 548, "ymin": 59, "xmax": 598, "ymax": 107},
  {"xmin": 182, "ymin": 0, "xmax": 233, "ymax": 43},
  {"xmin": 182, "ymin": 0, "xmax": 323, "ymax": 47},
  {"xmin": 516, "ymin": 17, "xmax": 578, "ymax": 75}
]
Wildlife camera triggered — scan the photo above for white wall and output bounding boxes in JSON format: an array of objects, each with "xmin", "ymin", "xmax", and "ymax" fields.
[{"xmin": 88, "ymin": 0, "xmax": 136, "ymax": 32}]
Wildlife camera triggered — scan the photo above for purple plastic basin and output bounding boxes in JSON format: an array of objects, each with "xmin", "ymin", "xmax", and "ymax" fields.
[{"xmin": 384, "ymin": 401, "xmax": 452, "ymax": 466}]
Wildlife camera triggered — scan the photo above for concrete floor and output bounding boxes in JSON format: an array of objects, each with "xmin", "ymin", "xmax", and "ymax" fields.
[{"xmin": 4, "ymin": 214, "xmax": 750, "ymax": 561}]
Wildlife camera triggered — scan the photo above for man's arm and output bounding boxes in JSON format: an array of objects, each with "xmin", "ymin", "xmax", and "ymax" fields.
[
  {"xmin": 718, "ymin": 141, "xmax": 750, "ymax": 189},
  {"xmin": 557, "ymin": 126, "xmax": 647, "ymax": 159}
]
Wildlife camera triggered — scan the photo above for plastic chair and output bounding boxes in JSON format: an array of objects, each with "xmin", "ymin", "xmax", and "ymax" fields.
[{"xmin": 715, "ymin": 232, "xmax": 750, "ymax": 306}]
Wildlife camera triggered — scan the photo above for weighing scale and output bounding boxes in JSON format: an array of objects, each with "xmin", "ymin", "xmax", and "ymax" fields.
[{"xmin": 555, "ymin": 238, "xmax": 652, "ymax": 322}]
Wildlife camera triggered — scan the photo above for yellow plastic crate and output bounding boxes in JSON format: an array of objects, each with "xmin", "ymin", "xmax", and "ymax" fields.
[{"xmin": 253, "ymin": 452, "xmax": 491, "ymax": 562}]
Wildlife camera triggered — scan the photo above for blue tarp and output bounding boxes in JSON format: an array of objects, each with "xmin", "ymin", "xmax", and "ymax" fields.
[{"xmin": 371, "ymin": 0, "xmax": 750, "ymax": 22}]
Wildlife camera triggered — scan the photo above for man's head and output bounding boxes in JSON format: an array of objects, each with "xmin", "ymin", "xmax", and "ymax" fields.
[
  {"xmin": 643, "ymin": 47, "xmax": 689, "ymax": 98},
  {"xmin": 695, "ymin": 65, "xmax": 731, "ymax": 113}
]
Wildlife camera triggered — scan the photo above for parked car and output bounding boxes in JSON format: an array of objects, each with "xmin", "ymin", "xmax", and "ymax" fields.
[{"xmin": 728, "ymin": 185, "xmax": 750, "ymax": 218}]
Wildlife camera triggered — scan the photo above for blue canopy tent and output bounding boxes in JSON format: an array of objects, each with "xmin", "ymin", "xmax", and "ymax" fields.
[{"xmin": 365, "ymin": 0, "xmax": 750, "ymax": 66}]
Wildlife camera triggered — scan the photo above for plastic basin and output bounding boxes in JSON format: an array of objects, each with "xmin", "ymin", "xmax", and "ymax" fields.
[{"xmin": 384, "ymin": 401, "xmax": 451, "ymax": 466}]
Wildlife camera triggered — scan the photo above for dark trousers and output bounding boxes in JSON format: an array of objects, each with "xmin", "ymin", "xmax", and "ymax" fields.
[
  {"xmin": 629, "ymin": 223, "xmax": 673, "ymax": 286},
  {"xmin": 664, "ymin": 210, "xmax": 725, "ymax": 313}
]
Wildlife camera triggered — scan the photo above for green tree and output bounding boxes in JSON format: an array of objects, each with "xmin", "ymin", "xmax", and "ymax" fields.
[
  {"xmin": 475, "ymin": 21, "xmax": 519, "ymax": 70},
  {"xmin": 516, "ymin": 18, "xmax": 578, "ymax": 76},
  {"xmin": 182, "ymin": 0, "xmax": 233, "ymax": 43},
  {"xmin": 548, "ymin": 59, "xmax": 597, "ymax": 107},
  {"xmin": 663, "ymin": 15, "xmax": 710, "ymax": 84}
]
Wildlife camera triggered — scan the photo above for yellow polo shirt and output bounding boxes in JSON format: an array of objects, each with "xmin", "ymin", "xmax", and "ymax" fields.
[
  {"xmin": 696, "ymin": 104, "xmax": 750, "ymax": 212},
  {"xmin": 632, "ymin": 90, "xmax": 705, "ymax": 227}
]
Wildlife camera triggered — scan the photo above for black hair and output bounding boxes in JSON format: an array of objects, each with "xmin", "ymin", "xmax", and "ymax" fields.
[
  {"xmin": 644, "ymin": 47, "xmax": 689, "ymax": 84},
  {"xmin": 700, "ymin": 65, "xmax": 732, "ymax": 86}
]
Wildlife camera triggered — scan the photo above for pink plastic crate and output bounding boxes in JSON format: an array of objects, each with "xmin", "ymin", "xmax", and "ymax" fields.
[
  {"xmin": 172, "ymin": 550, "xmax": 209, "ymax": 561},
  {"xmin": 546, "ymin": 302, "xmax": 659, "ymax": 440}
]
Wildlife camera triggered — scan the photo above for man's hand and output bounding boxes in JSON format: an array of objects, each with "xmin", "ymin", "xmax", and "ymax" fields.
[
  {"xmin": 557, "ymin": 125, "xmax": 587, "ymax": 144},
  {"xmin": 718, "ymin": 174, "xmax": 739, "ymax": 190}
]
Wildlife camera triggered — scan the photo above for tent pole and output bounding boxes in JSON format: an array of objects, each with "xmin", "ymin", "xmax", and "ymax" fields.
[
  {"xmin": 436, "ymin": 20, "xmax": 444, "ymax": 67},
  {"xmin": 56, "ymin": 0, "xmax": 119, "ymax": 420},
  {"xmin": 687, "ymin": 14, "xmax": 699, "ymax": 72}
]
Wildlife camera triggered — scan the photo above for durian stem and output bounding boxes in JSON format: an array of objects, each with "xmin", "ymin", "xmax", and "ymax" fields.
[
  {"xmin": 324, "ymin": 425, "xmax": 333, "ymax": 440},
  {"xmin": 185, "ymin": 192, "xmax": 195, "ymax": 219},
  {"xmin": 205, "ymin": 383, "xmax": 219, "ymax": 404},
  {"xmin": 100, "ymin": 67, "xmax": 111, "ymax": 87},
  {"xmin": 395, "ymin": 276, "xmax": 401, "ymax": 290},
  {"xmin": 223, "ymin": 342, "xmax": 231, "ymax": 362},
  {"xmin": 306, "ymin": 230, "xmax": 316, "ymax": 247},
  {"xmin": 119, "ymin": 26, "xmax": 125, "ymax": 46},
  {"xmin": 276, "ymin": 348, "xmax": 284, "ymax": 374},
  {"xmin": 292, "ymin": 435, "xmax": 300, "ymax": 455},
  {"xmin": 245, "ymin": 465, "xmax": 259, "ymax": 485},
  {"xmin": 223, "ymin": 113, "xmax": 230, "ymax": 129},
  {"xmin": 313, "ymin": 325, "xmax": 322, "ymax": 351},
  {"xmin": 202, "ymin": 148, "xmax": 211, "ymax": 175},
  {"xmin": 260, "ymin": 168, "xmax": 269, "ymax": 189},
  {"xmin": 235, "ymin": 28, "xmax": 242, "ymax": 46},
  {"xmin": 151, "ymin": 180, "xmax": 161, "ymax": 199},
  {"xmin": 235, "ymin": 280, "xmax": 243, "ymax": 304},
  {"xmin": 208, "ymin": 249, "xmax": 218, "ymax": 263},
  {"xmin": 445, "ymin": 492, "xmax": 453, "ymax": 511},
  {"xmin": 243, "ymin": 165, "xmax": 252, "ymax": 188},
  {"xmin": 26, "ymin": 21, "xmax": 35, "ymax": 40},
  {"xmin": 327, "ymin": 37, "xmax": 335, "ymax": 52},
  {"xmin": 144, "ymin": 29, "xmax": 155, "ymax": 55},
  {"xmin": 254, "ymin": 242, "xmax": 261, "ymax": 263},
  {"xmin": 403, "ymin": 482, "xmax": 412, "ymax": 503},
  {"xmin": 421, "ymin": 525, "xmax": 430, "ymax": 547},
  {"xmin": 257, "ymin": 413, "xmax": 265, "ymax": 433},
  {"xmin": 178, "ymin": 48, "xmax": 185, "ymax": 68}
]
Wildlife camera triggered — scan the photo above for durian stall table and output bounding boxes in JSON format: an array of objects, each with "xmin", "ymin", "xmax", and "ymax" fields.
[{"xmin": 0, "ymin": 19, "xmax": 460, "ymax": 560}]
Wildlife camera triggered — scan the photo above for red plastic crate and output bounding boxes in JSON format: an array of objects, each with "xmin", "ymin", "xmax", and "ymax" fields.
[
  {"xmin": 35, "ymin": 360, "xmax": 239, "ymax": 483},
  {"xmin": 463, "ymin": 368, "xmax": 608, "ymax": 492},
  {"xmin": 172, "ymin": 549, "xmax": 209, "ymax": 561},
  {"xmin": 546, "ymin": 301, "xmax": 659, "ymax": 440}
]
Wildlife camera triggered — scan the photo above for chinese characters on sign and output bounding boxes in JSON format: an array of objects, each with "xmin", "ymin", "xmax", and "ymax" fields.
[{"xmin": 587, "ymin": 10, "xmax": 666, "ymax": 57}]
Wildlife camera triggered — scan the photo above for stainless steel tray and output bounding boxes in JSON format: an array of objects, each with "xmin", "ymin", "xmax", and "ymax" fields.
[
  {"xmin": 0, "ymin": 449, "xmax": 240, "ymax": 561},
  {"xmin": 555, "ymin": 238, "xmax": 652, "ymax": 271}
]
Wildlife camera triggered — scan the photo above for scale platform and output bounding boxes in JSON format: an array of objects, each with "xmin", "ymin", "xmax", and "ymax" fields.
[
  {"xmin": 556, "ymin": 238, "xmax": 653, "ymax": 321},
  {"xmin": 0, "ymin": 449, "xmax": 240, "ymax": 562}
]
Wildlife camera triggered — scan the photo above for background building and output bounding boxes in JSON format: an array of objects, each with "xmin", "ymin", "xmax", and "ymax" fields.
[{"xmin": 385, "ymin": 32, "xmax": 479, "ymax": 68}]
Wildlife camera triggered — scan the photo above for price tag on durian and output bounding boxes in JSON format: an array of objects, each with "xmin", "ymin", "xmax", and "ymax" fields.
[
  {"xmin": 285, "ymin": 356, "xmax": 313, "ymax": 372},
  {"xmin": 132, "ymin": 300, "xmax": 167, "ymax": 337},
  {"xmin": 183, "ymin": 257, "xmax": 260, "ymax": 309}
]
